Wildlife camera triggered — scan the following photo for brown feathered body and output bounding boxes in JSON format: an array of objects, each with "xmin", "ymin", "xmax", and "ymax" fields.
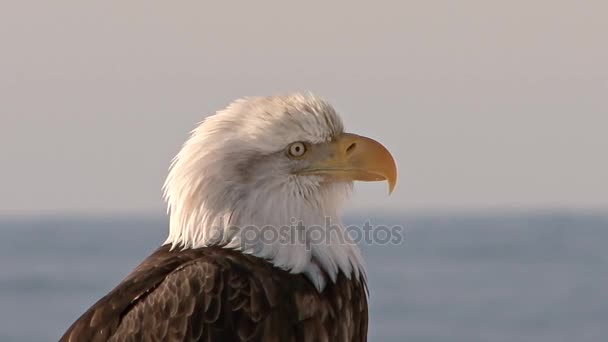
[{"xmin": 61, "ymin": 245, "xmax": 368, "ymax": 342}]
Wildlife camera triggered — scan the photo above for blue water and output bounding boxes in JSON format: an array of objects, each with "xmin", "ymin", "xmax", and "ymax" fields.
[{"xmin": 1, "ymin": 212, "xmax": 607, "ymax": 342}]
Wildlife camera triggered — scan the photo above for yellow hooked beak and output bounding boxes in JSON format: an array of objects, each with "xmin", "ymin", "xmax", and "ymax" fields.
[{"xmin": 299, "ymin": 133, "xmax": 397, "ymax": 194}]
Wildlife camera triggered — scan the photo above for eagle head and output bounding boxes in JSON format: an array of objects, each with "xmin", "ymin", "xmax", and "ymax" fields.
[{"xmin": 163, "ymin": 93, "xmax": 397, "ymax": 290}]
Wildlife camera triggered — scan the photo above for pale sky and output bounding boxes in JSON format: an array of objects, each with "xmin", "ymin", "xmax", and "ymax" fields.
[{"xmin": 1, "ymin": 1, "xmax": 606, "ymax": 215}]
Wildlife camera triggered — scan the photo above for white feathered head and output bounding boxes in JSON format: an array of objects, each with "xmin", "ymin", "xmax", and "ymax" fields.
[{"xmin": 163, "ymin": 93, "xmax": 396, "ymax": 290}]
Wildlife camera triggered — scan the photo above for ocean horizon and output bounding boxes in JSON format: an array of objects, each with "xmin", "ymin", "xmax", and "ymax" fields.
[{"xmin": 1, "ymin": 211, "xmax": 607, "ymax": 342}]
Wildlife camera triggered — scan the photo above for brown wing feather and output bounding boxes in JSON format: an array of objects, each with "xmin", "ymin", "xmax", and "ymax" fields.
[{"xmin": 60, "ymin": 246, "xmax": 368, "ymax": 342}]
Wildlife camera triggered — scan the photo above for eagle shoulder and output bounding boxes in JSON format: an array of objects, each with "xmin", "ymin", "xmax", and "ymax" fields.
[{"xmin": 61, "ymin": 246, "xmax": 368, "ymax": 342}]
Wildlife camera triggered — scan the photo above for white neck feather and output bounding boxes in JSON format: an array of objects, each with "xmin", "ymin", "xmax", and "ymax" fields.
[{"xmin": 164, "ymin": 176, "xmax": 364, "ymax": 291}]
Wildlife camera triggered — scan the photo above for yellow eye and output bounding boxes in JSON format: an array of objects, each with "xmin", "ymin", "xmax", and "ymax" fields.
[{"xmin": 288, "ymin": 142, "xmax": 307, "ymax": 158}]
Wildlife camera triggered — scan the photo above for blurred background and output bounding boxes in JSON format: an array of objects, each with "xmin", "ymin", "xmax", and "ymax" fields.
[{"xmin": 1, "ymin": 1, "xmax": 606, "ymax": 341}]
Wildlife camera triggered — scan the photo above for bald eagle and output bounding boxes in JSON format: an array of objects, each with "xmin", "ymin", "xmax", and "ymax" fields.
[{"xmin": 61, "ymin": 94, "xmax": 397, "ymax": 342}]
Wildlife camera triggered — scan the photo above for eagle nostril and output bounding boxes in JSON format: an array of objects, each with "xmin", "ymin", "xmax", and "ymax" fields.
[{"xmin": 346, "ymin": 142, "xmax": 357, "ymax": 154}]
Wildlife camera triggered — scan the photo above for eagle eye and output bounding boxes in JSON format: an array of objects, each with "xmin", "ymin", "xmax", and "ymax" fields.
[{"xmin": 287, "ymin": 142, "xmax": 307, "ymax": 158}]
